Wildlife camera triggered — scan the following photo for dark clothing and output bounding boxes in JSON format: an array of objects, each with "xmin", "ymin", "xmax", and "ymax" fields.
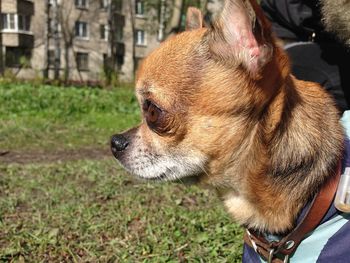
[
  {"xmin": 261, "ymin": 0, "xmax": 325, "ymax": 41},
  {"xmin": 261, "ymin": 0, "xmax": 350, "ymax": 112},
  {"xmin": 286, "ymin": 42, "xmax": 350, "ymax": 113}
]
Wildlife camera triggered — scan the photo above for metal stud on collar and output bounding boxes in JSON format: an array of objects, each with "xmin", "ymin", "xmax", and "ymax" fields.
[{"xmin": 284, "ymin": 240, "xmax": 295, "ymax": 250}]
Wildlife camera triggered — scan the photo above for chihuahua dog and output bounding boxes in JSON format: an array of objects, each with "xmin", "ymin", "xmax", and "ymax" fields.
[{"xmin": 112, "ymin": 0, "xmax": 346, "ymax": 261}]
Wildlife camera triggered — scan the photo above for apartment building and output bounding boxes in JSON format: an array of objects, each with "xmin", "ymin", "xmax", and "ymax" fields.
[
  {"xmin": 0, "ymin": 0, "xmax": 161, "ymax": 82},
  {"xmin": 0, "ymin": 0, "xmax": 34, "ymax": 75}
]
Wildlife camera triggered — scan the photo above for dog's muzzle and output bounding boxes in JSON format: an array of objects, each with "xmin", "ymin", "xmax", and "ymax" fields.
[{"xmin": 111, "ymin": 134, "xmax": 129, "ymax": 158}]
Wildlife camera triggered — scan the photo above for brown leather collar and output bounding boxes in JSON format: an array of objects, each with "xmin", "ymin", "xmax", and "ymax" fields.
[{"xmin": 244, "ymin": 161, "xmax": 342, "ymax": 263}]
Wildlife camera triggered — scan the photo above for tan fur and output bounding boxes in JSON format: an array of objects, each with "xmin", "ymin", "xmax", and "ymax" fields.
[{"xmin": 113, "ymin": 0, "xmax": 344, "ymax": 234}]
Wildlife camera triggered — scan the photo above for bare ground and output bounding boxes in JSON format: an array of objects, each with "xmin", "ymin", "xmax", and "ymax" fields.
[{"xmin": 0, "ymin": 147, "xmax": 112, "ymax": 164}]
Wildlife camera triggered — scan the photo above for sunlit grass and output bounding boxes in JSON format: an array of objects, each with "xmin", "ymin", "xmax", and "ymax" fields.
[
  {"xmin": 0, "ymin": 84, "xmax": 140, "ymax": 151},
  {"xmin": 0, "ymin": 160, "xmax": 243, "ymax": 262}
]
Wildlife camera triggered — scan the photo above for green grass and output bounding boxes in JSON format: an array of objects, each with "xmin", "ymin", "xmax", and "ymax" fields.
[
  {"xmin": 0, "ymin": 83, "xmax": 140, "ymax": 151},
  {"xmin": 0, "ymin": 83, "xmax": 243, "ymax": 262},
  {"xmin": 0, "ymin": 160, "xmax": 243, "ymax": 262}
]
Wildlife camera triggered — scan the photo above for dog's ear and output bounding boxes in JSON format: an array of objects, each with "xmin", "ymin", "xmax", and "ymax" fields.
[
  {"xmin": 186, "ymin": 7, "xmax": 203, "ymax": 31},
  {"xmin": 208, "ymin": 0, "xmax": 273, "ymax": 76}
]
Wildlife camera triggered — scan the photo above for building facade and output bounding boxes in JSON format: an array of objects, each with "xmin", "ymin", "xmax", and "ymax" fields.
[{"xmin": 0, "ymin": 0, "xmax": 161, "ymax": 82}]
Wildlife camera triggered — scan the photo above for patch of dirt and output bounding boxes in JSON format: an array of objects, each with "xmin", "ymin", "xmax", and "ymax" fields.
[
  {"xmin": 125, "ymin": 217, "xmax": 147, "ymax": 240},
  {"xmin": 0, "ymin": 147, "xmax": 112, "ymax": 164}
]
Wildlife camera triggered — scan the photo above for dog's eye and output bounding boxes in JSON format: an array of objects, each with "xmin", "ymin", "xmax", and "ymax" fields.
[
  {"xmin": 147, "ymin": 103, "xmax": 161, "ymax": 123},
  {"xmin": 143, "ymin": 100, "xmax": 166, "ymax": 133}
]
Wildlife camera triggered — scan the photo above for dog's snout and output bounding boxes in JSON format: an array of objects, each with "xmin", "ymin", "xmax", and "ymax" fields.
[{"xmin": 111, "ymin": 134, "xmax": 129, "ymax": 153}]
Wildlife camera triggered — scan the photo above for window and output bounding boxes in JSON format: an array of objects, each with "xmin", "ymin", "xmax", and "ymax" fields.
[
  {"xmin": 100, "ymin": 24, "xmax": 108, "ymax": 40},
  {"xmin": 75, "ymin": 0, "xmax": 88, "ymax": 9},
  {"xmin": 1, "ymin": 14, "xmax": 31, "ymax": 32},
  {"xmin": 49, "ymin": 0, "xmax": 62, "ymax": 5},
  {"xmin": 5, "ymin": 47, "xmax": 31, "ymax": 68},
  {"xmin": 103, "ymin": 54, "xmax": 124, "ymax": 72},
  {"xmin": 135, "ymin": 0, "xmax": 144, "ymax": 16},
  {"xmin": 116, "ymin": 54, "xmax": 124, "ymax": 71},
  {"xmin": 76, "ymin": 52, "xmax": 89, "ymax": 71},
  {"xmin": 103, "ymin": 53, "xmax": 109, "ymax": 69},
  {"xmin": 135, "ymin": 30, "xmax": 146, "ymax": 46},
  {"xmin": 75, "ymin": 21, "xmax": 88, "ymax": 39},
  {"xmin": 2, "ymin": 14, "xmax": 15, "ymax": 30},
  {"xmin": 100, "ymin": 0, "xmax": 121, "ymax": 11},
  {"xmin": 18, "ymin": 15, "xmax": 31, "ymax": 31}
]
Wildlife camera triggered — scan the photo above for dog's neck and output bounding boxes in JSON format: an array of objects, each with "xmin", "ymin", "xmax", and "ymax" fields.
[{"xmin": 218, "ymin": 52, "xmax": 344, "ymax": 234}]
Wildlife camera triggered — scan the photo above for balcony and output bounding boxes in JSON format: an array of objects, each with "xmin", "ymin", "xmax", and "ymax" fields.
[
  {"xmin": 1, "ymin": 13, "xmax": 34, "ymax": 48},
  {"xmin": 2, "ymin": 31, "xmax": 34, "ymax": 48},
  {"xmin": 17, "ymin": 0, "xmax": 34, "ymax": 16},
  {"xmin": 1, "ymin": 0, "xmax": 34, "ymax": 16}
]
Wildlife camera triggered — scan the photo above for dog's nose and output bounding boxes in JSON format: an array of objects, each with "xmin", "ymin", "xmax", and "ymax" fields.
[{"xmin": 111, "ymin": 134, "xmax": 129, "ymax": 152}]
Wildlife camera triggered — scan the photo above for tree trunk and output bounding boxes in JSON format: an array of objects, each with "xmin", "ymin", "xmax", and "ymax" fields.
[
  {"xmin": 105, "ymin": 0, "xmax": 116, "ymax": 85},
  {"xmin": 53, "ymin": 0, "xmax": 61, "ymax": 80},
  {"xmin": 72, "ymin": 45, "xmax": 83, "ymax": 82},
  {"xmin": 166, "ymin": 0, "xmax": 184, "ymax": 35},
  {"xmin": 43, "ymin": 1, "xmax": 50, "ymax": 79},
  {"xmin": 158, "ymin": 0, "xmax": 167, "ymax": 41},
  {"xmin": 128, "ymin": 0, "xmax": 136, "ymax": 73},
  {"xmin": 63, "ymin": 42, "xmax": 70, "ymax": 83}
]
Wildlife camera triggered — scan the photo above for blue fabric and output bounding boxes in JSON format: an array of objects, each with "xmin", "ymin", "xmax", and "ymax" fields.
[
  {"xmin": 243, "ymin": 244, "xmax": 261, "ymax": 262},
  {"xmin": 242, "ymin": 112, "xmax": 350, "ymax": 262},
  {"xmin": 293, "ymin": 214, "xmax": 350, "ymax": 262},
  {"xmin": 317, "ymin": 214, "xmax": 350, "ymax": 263}
]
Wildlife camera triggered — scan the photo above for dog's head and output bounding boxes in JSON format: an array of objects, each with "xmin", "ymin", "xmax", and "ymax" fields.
[{"xmin": 111, "ymin": 0, "xmax": 288, "ymax": 186}]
